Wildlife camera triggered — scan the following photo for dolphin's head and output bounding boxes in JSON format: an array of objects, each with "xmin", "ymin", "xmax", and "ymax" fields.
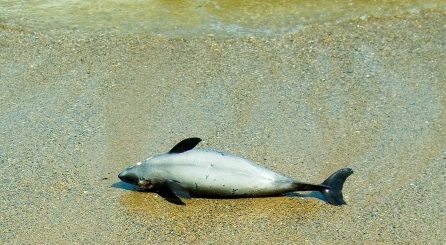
[{"xmin": 118, "ymin": 162, "xmax": 154, "ymax": 190}]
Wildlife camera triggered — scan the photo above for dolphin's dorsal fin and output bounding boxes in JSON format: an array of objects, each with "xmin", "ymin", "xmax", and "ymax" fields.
[{"xmin": 169, "ymin": 137, "xmax": 202, "ymax": 153}]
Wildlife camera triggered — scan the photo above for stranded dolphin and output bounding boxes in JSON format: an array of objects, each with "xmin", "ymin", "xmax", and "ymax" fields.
[{"xmin": 118, "ymin": 137, "xmax": 353, "ymax": 205}]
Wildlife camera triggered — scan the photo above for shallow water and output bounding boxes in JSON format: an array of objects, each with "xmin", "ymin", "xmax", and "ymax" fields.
[{"xmin": 1, "ymin": 0, "xmax": 444, "ymax": 36}]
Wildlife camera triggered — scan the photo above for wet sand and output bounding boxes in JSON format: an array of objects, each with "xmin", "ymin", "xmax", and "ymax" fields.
[{"xmin": 1, "ymin": 9, "xmax": 445, "ymax": 244}]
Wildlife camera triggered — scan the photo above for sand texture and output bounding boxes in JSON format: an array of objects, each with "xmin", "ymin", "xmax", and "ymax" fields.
[{"xmin": 1, "ymin": 10, "xmax": 445, "ymax": 244}]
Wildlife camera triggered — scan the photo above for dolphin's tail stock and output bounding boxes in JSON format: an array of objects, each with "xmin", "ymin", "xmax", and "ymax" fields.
[{"xmin": 292, "ymin": 168, "xmax": 354, "ymax": 205}]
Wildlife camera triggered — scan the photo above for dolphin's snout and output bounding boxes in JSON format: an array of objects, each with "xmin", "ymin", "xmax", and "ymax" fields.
[
  {"xmin": 118, "ymin": 169, "xmax": 139, "ymax": 185},
  {"xmin": 117, "ymin": 170, "xmax": 126, "ymax": 181}
]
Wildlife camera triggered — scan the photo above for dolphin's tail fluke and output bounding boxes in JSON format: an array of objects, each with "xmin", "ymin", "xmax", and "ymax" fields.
[
  {"xmin": 319, "ymin": 168, "xmax": 353, "ymax": 205},
  {"xmin": 292, "ymin": 168, "xmax": 353, "ymax": 205}
]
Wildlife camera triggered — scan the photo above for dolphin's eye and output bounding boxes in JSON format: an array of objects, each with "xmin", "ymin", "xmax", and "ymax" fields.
[{"xmin": 137, "ymin": 179, "xmax": 153, "ymax": 189}]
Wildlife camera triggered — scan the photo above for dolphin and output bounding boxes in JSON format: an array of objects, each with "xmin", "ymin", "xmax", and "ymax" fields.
[{"xmin": 118, "ymin": 137, "xmax": 353, "ymax": 205}]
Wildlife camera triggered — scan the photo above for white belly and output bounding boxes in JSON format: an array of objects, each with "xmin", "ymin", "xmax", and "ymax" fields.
[{"xmin": 149, "ymin": 149, "xmax": 295, "ymax": 196}]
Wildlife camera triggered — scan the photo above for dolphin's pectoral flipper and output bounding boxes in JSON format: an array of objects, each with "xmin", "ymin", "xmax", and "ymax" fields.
[
  {"xmin": 165, "ymin": 179, "xmax": 191, "ymax": 199},
  {"xmin": 157, "ymin": 188, "xmax": 186, "ymax": 205},
  {"xmin": 169, "ymin": 137, "xmax": 202, "ymax": 153}
]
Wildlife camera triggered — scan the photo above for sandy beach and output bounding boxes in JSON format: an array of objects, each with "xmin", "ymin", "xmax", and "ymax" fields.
[{"xmin": 1, "ymin": 8, "xmax": 445, "ymax": 244}]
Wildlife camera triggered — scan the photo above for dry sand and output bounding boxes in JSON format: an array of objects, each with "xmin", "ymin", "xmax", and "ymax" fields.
[{"xmin": 1, "ymin": 9, "xmax": 445, "ymax": 244}]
